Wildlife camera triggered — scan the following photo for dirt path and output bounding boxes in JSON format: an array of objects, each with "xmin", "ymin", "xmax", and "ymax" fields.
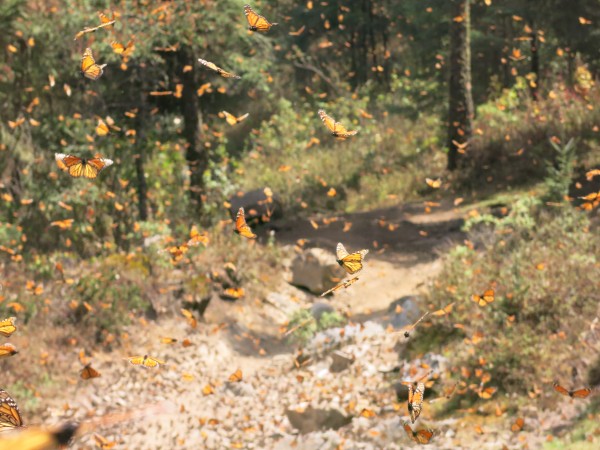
[{"xmin": 38, "ymin": 201, "xmax": 471, "ymax": 449}]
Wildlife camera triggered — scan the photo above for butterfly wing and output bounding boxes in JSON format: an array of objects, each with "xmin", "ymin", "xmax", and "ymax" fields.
[
  {"xmin": 0, "ymin": 389, "xmax": 23, "ymax": 431},
  {"xmin": 403, "ymin": 422, "xmax": 416, "ymax": 442},
  {"xmin": 81, "ymin": 48, "xmax": 106, "ymax": 80},
  {"xmin": 198, "ymin": 58, "xmax": 240, "ymax": 79},
  {"xmin": 222, "ymin": 111, "xmax": 237, "ymax": 126},
  {"xmin": 571, "ymin": 387, "xmax": 592, "ymax": 398},
  {"xmin": 415, "ymin": 429, "xmax": 434, "ymax": 444},
  {"xmin": 85, "ymin": 157, "xmax": 113, "ymax": 179},
  {"xmin": 336, "ymin": 243, "xmax": 368, "ymax": 274},
  {"xmin": 0, "ymin": 317, "xmax": 16, "ymax": 337},
  {"xmin": 228, "ymin": 369, "xmax": 243, "ymax": 382},
  {"xmin": 235, "ymin": 208, "xmax": 257, "ymax": 239},
  {"xmin": 318, "ymin": 109, "xmax": 337, "ymax": 133},
  {"xmin": 408, "ymin": 382, "xmax": 425, "ymax": 423},
  {"xmin": 80, "ymin": 364, "xmax": 101, "ymax": 380},
  {"xmin": 0, "ymin": 344, "xmax": 18, "ymax": 360},
  {"xmin": 144, "ymin": 357, "xmax": 165, "ymax": 368}
]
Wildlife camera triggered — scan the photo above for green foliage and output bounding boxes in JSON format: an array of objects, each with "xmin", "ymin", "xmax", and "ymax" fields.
[
  {"xmin": 422, "ymin": 202, "xmax": 600, "ymax": 401},
  {"xmin": 543, "ymin": 138, "xmax": 577, "ymax": 203},
  {"xmin": 286, "ymin": 308, "xmax": 346, "ymax": 345}
]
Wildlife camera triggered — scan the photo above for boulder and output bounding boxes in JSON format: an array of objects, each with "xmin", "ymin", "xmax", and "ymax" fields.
[
  {"xmin": 387, "ymin": 295, "xmax": 422, "ymax": 329},
  {"xmin": 290, "ymin": 248, "xmax": 346, "ymax": 295},
  {"xmin": 285, "ymin": 404, "xmax": 352, "ymax": 434}
]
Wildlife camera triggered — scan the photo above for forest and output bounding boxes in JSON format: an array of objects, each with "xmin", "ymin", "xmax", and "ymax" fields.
[{"xmin": 1, "ymin": 0, "xmax": 600, "ymax": 448}]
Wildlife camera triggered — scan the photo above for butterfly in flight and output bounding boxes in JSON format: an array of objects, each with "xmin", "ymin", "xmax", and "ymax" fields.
[
  {"xmin": 403, "ymin": 421, "xmax": 434, "ymax": 444},
  {"xmin": 472, "ymin": 288, "xmax": 495, "ymax": 307},
  {"xmin": 111, "ymin": 39, "xmax": 135, "ymax": 57},
  {"xmin": 318, "ymin": 110, "xmax": 358, "ymax": 140},
  {"xmin": 244, "ymin": 5, "xmax": 278, "ymax": 32},
  {"xmin": 81, "ymin": 48, "xmax": 107, "ymax": 80},
  {"xmin": 0, "ymin": 423, "xmax": 79, "ymax": 450},
  {"xmin": 0, "ymin": 389, "xmax": 23, "ymax": 432},
  {"xmin": 553, "ymin": 381, "xmax": 592, "ymax": 398},
  {"xmin": 0, "ymin": 317, "xmax": 17, "ymax": 337},
  {"xmin": 336, "ymin": 242, "xmax": 368, "ymax": 274},
  {"xmin": 198, "ymin": 58, "xmax": 241, "ymax": 79},
  {"xmin": 80, "ymin": 363, "xmax": 101, "ymax": 380},
  {"xmin": 55, "ymin": 153, "xmax": 113, "ymax": 179},
  {"xmin": 73, "ymin": 11, "xmax": 115, "ymax": 40},
  {"xmin": 0, "ymin": 344, "xmax": 18, "ymax": 360},
  {"xmin": 127, "ymin": 355, "xmax": 166, "ymax": 369},
  {"xmin": 221, "ymin": 111, "xmax": 249, "ymax": 126},
  {"xmin": 234, "ymin": 208, "xmax": 257, "ymax": 239},
  {"xmin": 407, "ymin": 381, "xmax": 426, "ymax": 423}
]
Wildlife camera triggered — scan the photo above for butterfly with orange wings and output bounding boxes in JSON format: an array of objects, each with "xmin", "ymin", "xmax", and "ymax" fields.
[
  {"xmin": 80, "ymin": 363, "xmax": 101, "ymax": 380},
  {"xmin": 318, "ymin": 110, "xmax": 358, "ymax": 140},
  {"xmin": 0, "ymin": 423, "xmax": 78, "ymax": 450},
  {"xmin": 407, "ymin": 381, "xmax": 426, "ymax": 423},
  {"xmin": 0, "ymin": 344, "xmax": 18, "ymax": 360},
  {"xmin": 221, "ymin": 111, "xmax": 249, "ymax": 126},
  {"xmin": 244, "ymin": 5, "xmax": 278, "ymax": 32},
  {"xmin": 553, "ymin": 381, "xmax": 593, "ymax": 398},
  {"xmin": 228, "ymin": 369, "xmax": 243, "ymax": 383},
  {"xmin": 81, "ymin": 48, "xmax": 107, "ymax": 80},
  {"xmin": 198, "ymin": 58, "xmax": 241, "ymax": 79},
  {"xmin": 0, "ymin": 317, "xmax": 16, "ymax": 337},
  {"xmin": 403, "ymin": 422, "xmax": 434, "ymax": 444},
  {"xmin": 0, "ymin": 389, "xmax": 23, "ymax": 432},
  {"xmin": 472, "ymin": 288, "xmax": 495, "ymax": 307},
  {"xmin": 73, "ymin": 11, "xmax": 115, "ymax": 40},
  {"xmin": 111, "ymin": 39, "xmax": 135, "ymax": 57},
  {"xmin": 55, "ymin": 153, "xmax": 113, "ymax": 179},
  {"xmin": 234, "ymin": 208, "xmax": 257, "ymax": 239},
  {"xmin": 127, "ymin": 355, "xmax": 166, "ymax": 369},
  {"xmin": 336, "ymin": 243, "xmax": 368, "ymax": 274}
]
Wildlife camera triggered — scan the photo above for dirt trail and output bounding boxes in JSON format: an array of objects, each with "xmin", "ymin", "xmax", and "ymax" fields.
[{"xmin": 38, "ymin": 201, "xmax": 470, "ymax": 449}]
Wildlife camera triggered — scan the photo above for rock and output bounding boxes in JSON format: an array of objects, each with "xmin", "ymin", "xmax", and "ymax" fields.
[
  {"xmin": 310, "ymin": 302, "xmax": 335, "ymax": 320},
  {"xmin": 289, "ymin": 248, "xmax": 346, "ymax": 295},
  {"xmin": 330, "ymin": 350, "xmax": 355, "ymax": 373},
  {"xmin": 228, "ymin": 188, "xmax": 283, "ymax": 224},
  {"xmin": 285, "ymin": 404, "xmax": 353, "ymax": 434},
  {"xmin": 387, "ymin": 295, "xmax": 422, "ymax": 329},
  {"xmin": 265, "ymin": 292, "xmax": 301, "ymax": 316}
]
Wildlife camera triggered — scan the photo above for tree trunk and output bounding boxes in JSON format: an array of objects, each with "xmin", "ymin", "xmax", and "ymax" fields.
[
  {"xmin": 178, "ymin": 45, "xmax": 206, "ymax": 213},
  {"xmin": 529, "ymin": 19, "xmax": 540, "ymax": 100},
  {"xmin": 447, "ymin": 0, "xmax": 474, "ymax": 171}
]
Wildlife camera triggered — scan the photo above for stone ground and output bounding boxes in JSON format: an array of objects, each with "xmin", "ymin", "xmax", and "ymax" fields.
[{"xmin": 31, "ymin": 201, "xmax": 591, "ymax": 449}]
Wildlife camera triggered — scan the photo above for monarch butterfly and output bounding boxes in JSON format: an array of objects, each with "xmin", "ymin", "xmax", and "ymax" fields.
[
  {"xmin": 234, "ymin": 208, "xmax": 257, "ymax": 239},
  {"xmin": 228, "ymin": 369, "xmax": 243, "ymax": 383},
  {"xmin": 336, "ymin": 243, "xmax": 368, "ymax": 274},
  {"xmin": 553, "ymin": 382, "xmax": 592, "ymax": 398},
  {"xmin": 0, "ymin": 389, "xmax": 23, "ymax": 432},
  {"xmin": 73, "ymin": 11, "xmax": 115, "ymax": 40},
  {"xmin": 403, "ymin": 422, "xmax": 434, "ymax": 444},
  {"xmin": 472, "ymin": 288, "xmax": 495, "ymax": 307},
  {"xmin": 318, "ymin": 110, "xmax": 358, "ymax": 140},
  {"xmin": 511, "ymin": 417, "xmax": 525, "ymax": 432},
  {"xmin": 95, "ymin": 118, "xmax": 110, "ymax": 136},
  {"xmin": 54, "ymin": 153, "xmax": 113, "ymax": 179},
  {"xmin": 0, "ymin": 423, "xmax": 79, "ymax": 450},
  {"xmin": 81, "ymin": 48, "xmax": 107, "ymax": 81},
  {"xmin": 221, "ymin": 111, "xmax": 249, "ymax": 126},
  {"xmin": 243, "ymin": 5, "xmax": 278, "ymax": 32},
  {"xmin": 127, "ymin": 355, "xmax": 166, "ymax": 369},
  {"xmin": 431, "ymin": 302, "xmax": 455, "ymax": 316},
  {"xmin": 0, "ymin": 344, "xmax": 18, "ymax": 360},
  {"xmin": 407, "ymin": 382, "xmax": 426, "ymax": 423},
  {"xmin": 320, "ymin": 276, "xmax": 359, "ymax": 297},
  {"xmin": 359, "ymin": 408, "xmax": 376, "ymax": 418},
  {"xmin": 80, "ymin": 363, "xmax": 101, "ymax": 380},
  {"xmin": 0, "ymin": 317, "xmax": 16, "ymax": 337},
  {"xmin": 198, "ymin": 58, "xmax": 241, "ymax": 79},
  {"xmin": 425, "ymin": 178, "xmax": 442, "ymax": 189},
  {"xmin": 222, "ymin": 287, "xmax": 245, "ymax": 300},
  {"xmin": 111, "ymin": 39, "xmax": 135, "ymax": 56}
]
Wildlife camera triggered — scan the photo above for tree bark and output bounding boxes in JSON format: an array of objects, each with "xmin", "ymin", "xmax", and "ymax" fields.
[
  {"xmin": 529, "ymin": 18, "xmax": 540, "ymax": 100},
  {"xmin": 178, "ymin": 45, "xmax": 206, "ymax": 213},
  {"xmin": 447, "ymin": 0, "xmax": 474, "ymax": 171}
]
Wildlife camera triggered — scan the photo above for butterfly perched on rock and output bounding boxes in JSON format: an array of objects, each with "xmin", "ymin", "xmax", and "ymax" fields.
[
  {"xmin": 81, "ymin": 48, "xmax": 107, "ymax": 80},
  {"xmin": 198, "ymin": 58, "xmax": 240, "ymax": 79},
  {"xmin": 244, "ymin": 5, "xmax": 278, "ymax": 32},
  {"xmin": 0, "ymin": 389, "xmax": 23, "ymax": 432},
  {"xmin": 234, "ymin": 208, "xmax": 257, "ymax": 239},
  {"xmin": 336, "ymin": 243, "xmax": 368, "ymax": 274},
  {"xmin": 127, "ymin": 355, "xmax": 166, "ymax": 369},
  {"xmin": 318, "ymin": 110, "xmax": 358, "ymax": 140},
  {"xmin": 55, "ymin": 153, "xmax": 113, "ymax": 179}
]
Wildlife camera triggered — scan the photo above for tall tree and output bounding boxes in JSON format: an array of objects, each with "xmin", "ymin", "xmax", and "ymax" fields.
[{"xmin": 447, "ymin": 0, "xmax": 474, "ymax": 171}]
